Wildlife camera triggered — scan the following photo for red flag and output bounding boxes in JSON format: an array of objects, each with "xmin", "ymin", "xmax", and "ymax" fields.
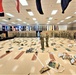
[
  {"xmin": 16, "ymin": 0, "xmax": 20, "ymax": 13},
  {"xmin": 0, "ymin": 0, "xmax": 4, "ymax": 17}
]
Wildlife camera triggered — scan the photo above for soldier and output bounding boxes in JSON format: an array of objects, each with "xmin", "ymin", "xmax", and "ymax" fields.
[
  {"xmin": 45, "ymin": 33, "xmax": 49, "ymax": 47},
  {"xmin": 40, "ymin": 33, "xmax": 44, "ymax": 51},
  {"xmin": 74, "ymin": 32, "xmax": 76, "ymax": 40}
]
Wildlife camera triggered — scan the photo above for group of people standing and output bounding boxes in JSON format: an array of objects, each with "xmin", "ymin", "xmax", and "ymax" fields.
[{"xmin": 40, "ymin": 33, "xmax": 49, "ymax": 51}]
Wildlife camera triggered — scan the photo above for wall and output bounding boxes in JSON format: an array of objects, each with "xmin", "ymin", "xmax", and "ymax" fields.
[
  {"xmin": 72, "ymin": 23, "xmax": 76, "ymax": 30},
  {"xmin": 59, "ymin": 25, "xmax": 67, "ymax": 30},
  {"xmin": 67, "ymin": 23, "xmax": 76, "ymax": 30}
]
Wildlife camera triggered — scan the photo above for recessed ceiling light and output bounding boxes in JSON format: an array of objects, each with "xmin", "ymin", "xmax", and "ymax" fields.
[
  {"xmin": 57, "ymin": 0, "xmax": 61, "ymax": 3},
  {"xmin": 23, "ymin": 22, "xmax": 26, "ymax": 24},
  {"xmin": 73, "ymin": 20, "xmax": 76, "ymax": 22},
  {"xmin": 35, "ymin": 21, "xmax": 38, "ymax": 23},
  {"xmin": 74, "ymin": 12, "xmax": 76, "ymax": 14},
  {"xmin": 2, "ymin": 19, "xmax": 8, "ymax": 22},
  {"xmin": 17, "ymin": 19, "xmax": 22, "ymax": 21},
  {"xmin": 68, "ymin": 22, "xmax": 71, "ymax": 24},
  {"xmin": 19, "ymin": 0, "xmax": 28, "ymax": 6},
  {"xmin": 48, "ymin": 21, "xmax": 50, "ymax": 23},
  {"xmin": 57, "ymin": 22, "xmax": 60, "ymax": 24},
  {"xmin": 33, "ymin": 18, "xmax": 36, "ymax": 21},
  {"xmin": 35, "ymin": 21, "xmax": 38, "ymax": 24},
  {"xmin": 27, "ymin": 11, "xmax": 34, "ymax": 16},
  {"xmin": 49, "ymin": 17, "xmax": 53, "ymax": 20},
  {"xmin": 11, "ymin": 22, "xmax": 15, "ymax": 24},
  {"xmin": 17, "ymin": 24, "xmax": 20, "ymax": 25},
  {"xmin": 8, "ymin": 24, "xmax": 11, "ymax": 25},
  {"xmin": 27, "ymin": 23, "xmax": 29, "ymax": 25},
  {"xmin": 60, "ymin": 20, "xmax": 64, "ymax": 22},
  {"xmin": 6, "ymin": 13, "xmax": 14, "ymax": 17},
  {"xmin": 65, "ymin": 16, "xmax": 71, "ymax": 19},
  {"xmin": 46, "ymin": 23, "xmax": 49, "ymax": 24},
  {"xmin": 51, "ymin": 10, "xmax": 58, "ymax": 15}
]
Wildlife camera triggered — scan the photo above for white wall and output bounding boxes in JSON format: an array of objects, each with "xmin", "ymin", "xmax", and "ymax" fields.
[{"xmin": 59, "ymin": 25, "xmax": 67, "ymax": 30}]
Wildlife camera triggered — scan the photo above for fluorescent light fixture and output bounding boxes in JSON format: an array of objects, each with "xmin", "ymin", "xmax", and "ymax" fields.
[
  {"xmin": 33, "ymin": 18, "xmax": 36, "ymax": 21},
  {"xmin": 74, "ymin": 12, "xmax": 76, "ymax": 14},
  {"xmin": 51, "ymin": 10, "xmax": 58, "ymax": 15},
  {"xmin": 35, "ymin": 21, "xmax": 38, "ymax": 24},
  {"xmin": 28, "ymin": 11, "xmax": 34, "ymax": 16},
  {"xmin": 68, "ymin": 22, "xmax": 71, "ymax": 24},
  {"xmin": 8, "ymin": 24, "xmax": 11, "ymax": 25},
  {"xmin": 17, "ymin": 19, "xmax": 22, "ymax": 21},
  {"xmin": 65, "ymin": 16, "xmax": 71, "ymax": 19},
  {"xmin": 27, "ymin": 23, "xmax": 29, "ymax": 25},
  {"xmin": 73, "ymin": 20, "xmax": 76, "ymax": 22},
  {"xmin": 46, "ymin": 22, "xmax": 49, "ymax": 24},
  {"xmin": 48, "ymin": 21, "xmax": 50, "ymax": 23},
  {"xmin": 23, "ymin": 22, "xmax": 26, "ymax": 24},
  {"xmin": 6, "ymin": 13, "xmax": 14, "ymax": 17},
  {"xmin": 57, "ymin": 22, "xmax": 60, "ymax": 24},
  {"xmin": 2, "ymin": 19, "xmax": 8, "ymax": 22},
  {"xmin": 60, "ymin": 20, "xmax": 64, "ymax": 22},
  {"xmin": 19, "ymin": 0, "xmax": 28, "ymax": 6},
  {"xmin": 35, "ymin": 21, "xmax": 38, "ymax": 23},
  {"xmin": 49, "ymin": 17, "xmax": 53, "ymax": 20},
  {"xmin": 57, "ymin": 0, "xmax": 61, "ymax": 3},
  {"xmin": 11, "ymin": 22, "xmax": 15, "ymax": 24},
  {"xmin": 17, "ymin": 24, "xmax": 20, "ymax": 25}
]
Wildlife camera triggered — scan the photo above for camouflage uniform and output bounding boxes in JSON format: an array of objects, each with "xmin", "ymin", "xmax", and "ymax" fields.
[
  {"xmin": 40, "ymin": 35, "xmax": 44, "ymax": 50},
  {"xmin": 46, "ymin": 33, "xmax": 49, "ymax": 47},
  {"xmin": 74, "ymin": 32, "xmax": 76, "ymax": 40}
]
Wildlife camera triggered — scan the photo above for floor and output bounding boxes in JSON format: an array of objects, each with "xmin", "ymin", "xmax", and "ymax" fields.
[{"xmin": 0, "ymin": 37, "xmax": 76, "ymax": 75}]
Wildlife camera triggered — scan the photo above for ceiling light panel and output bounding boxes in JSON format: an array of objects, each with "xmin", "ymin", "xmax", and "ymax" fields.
[
  {"xmin": 17, "ymin": 19, "xmax": 22, "ymax": 21},
  {"xmin": 49, "ymin": 17, "xmax": 53, "ymax": 20},
  {"xmin": 33, "ymin": 18, "xmax": 36, "ymax": 21},
  {"xmin": 6, "ymin": 13, "xmax": 14, "ymax": 17},
  {"xmin": 60, "ymin": 20, "xmax": 64, "ymax": 22},
  {"xmin": 73, "ymin": 20, "xmax": 76, "ymax": 22},
  {"xmin": 48, "ymin": 21, "xmax": 50, "ymax": 23},
  {"xmin": 11, "ymin": 22, "xmax": 16, "ymax": 24},
  {"xmin": 19, "ymin": 0, "xmax": 28, "ymax": 6},
  {"xmin": 2, "ymin": 19, "xmax": 8, "ymax": 22},
  {"xmin": 27, "ymin": 23, "xmax": 29, "ymax": 25},
  {"xmin": 35, "ymin": 21, "xmax": 38, "ymax": 23},
  {"xmin": 27, "ymin": 11, "xmax": 34, "ymax": 16},
  {"xmin": 57, "ymin": 22, "xmax": 60, "ymax": 24},
  {"xmin": 51, "ymin": 10, "xmax": 58, "ymax": 15},
  {"xmin": 57, "ymin": 0, "xmax": 61, "ymax": 3},
  {"xmin": 74, "ymin": 12, "xmax": 76, "ymax": 14},
  {"xmin": 23, "ymin": 22, "xmax": 26, "ymax": 24},
  {"xmin": 65, "ymin": 16, "xmax": 71, "ymax": 19},
  {"xmin": 46, "ymin": 23, "xmax": 49, "ymax": 24},
  {"xmin": 68, "ymin": 22, "xmax": 71, "ymax": 24}
]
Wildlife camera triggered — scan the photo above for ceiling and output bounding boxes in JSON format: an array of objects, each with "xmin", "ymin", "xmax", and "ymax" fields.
[{"xmin": 0, "ymin": 0, "xmax": 76, "ymax": 26}]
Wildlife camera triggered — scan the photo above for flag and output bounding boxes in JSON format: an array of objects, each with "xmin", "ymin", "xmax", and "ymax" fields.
[
  {"xmin": 36, "ymin": 0, "xmax": 44, "ymax": 14},
  {"xmin": 61, "ymin": 0, "xmax": 72, "ymax": 14},
  {"xmin": 0, "ymin": 0, "xmax": 4, "ymax": 17},
  {"xmin": 16, "ymin": 0, "xmax": 20, "ymax": 13}
]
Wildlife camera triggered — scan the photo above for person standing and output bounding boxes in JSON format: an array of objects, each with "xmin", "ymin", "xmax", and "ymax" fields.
[
  {"xmin": 45, "ymin": 33, "xmax": 49, "ymax": 47},
  {"xmin": 40, "ymin": 33, "xmax": 44, "ymax": 51},
  {"xmin": 74, "ymin": 32, "xmax": 76, "ymax": 40}
]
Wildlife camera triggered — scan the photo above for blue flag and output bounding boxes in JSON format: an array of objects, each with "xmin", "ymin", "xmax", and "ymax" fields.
[
  {"xmin": 61, "ymin": 0, "xmax": 72, "ymax": 13},
  {"xmin": 36, "ymin": 0, "xmax": 44, "ymax": 14}
]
